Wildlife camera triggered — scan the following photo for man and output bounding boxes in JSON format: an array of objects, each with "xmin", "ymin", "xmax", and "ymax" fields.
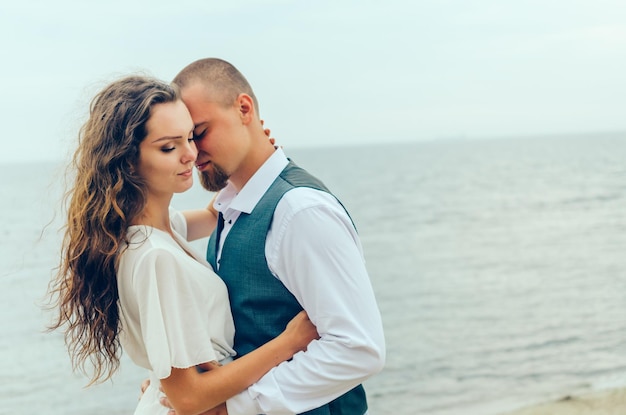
[{"xmin": 171, "ymin": 58, "xmax": 385, "ymax": 415}]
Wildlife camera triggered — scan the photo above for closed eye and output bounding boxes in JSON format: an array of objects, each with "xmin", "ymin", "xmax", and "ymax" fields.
[{"xmin": 192, "ymin": 129, "xmax": 207, "ymax": 141}]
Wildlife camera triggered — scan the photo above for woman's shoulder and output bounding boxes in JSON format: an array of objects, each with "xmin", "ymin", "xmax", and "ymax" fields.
[
  {"xmin": 125, "ymin": 225, "xmax": 168, "ymax": 248},
  {"xmin": 118, "ymin": 228, "xmax": 187, "ymax": 288},
  {"xmin": 121, "ymin": 226, "xmax": 181, "ymax": 266},
  {"xmin": 169, "ymin": 206, "xmax": 187, "ymax": 238}
]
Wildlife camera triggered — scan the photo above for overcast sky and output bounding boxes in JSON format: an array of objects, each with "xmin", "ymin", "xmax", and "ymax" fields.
[{"xmin": 1, "ymin": 0, "xmax": 625, "ymax": 163}]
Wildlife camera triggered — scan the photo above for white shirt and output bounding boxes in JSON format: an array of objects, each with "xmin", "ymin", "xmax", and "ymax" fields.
[
  {"xmin": 117, "ymin": 209, "xmax": 236, "ymax": 415},
  {"xmin": 215, "ymin": 148, "xmax": 386, "ymax": 415}
]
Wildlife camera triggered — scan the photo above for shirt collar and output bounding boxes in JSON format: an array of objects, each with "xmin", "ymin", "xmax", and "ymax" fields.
[{"xmin": 214, "ymin": 148, "xmax": 289, "ymax": 215}]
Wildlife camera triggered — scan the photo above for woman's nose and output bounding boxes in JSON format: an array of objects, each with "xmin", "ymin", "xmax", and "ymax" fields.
[{"xmin": 183, "ymin": 139, "xmax": 198, "ymax": 162}]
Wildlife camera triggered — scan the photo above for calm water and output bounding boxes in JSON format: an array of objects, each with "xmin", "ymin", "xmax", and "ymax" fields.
[{"xmin": 2, "ymin": 135, "xmax": 626, "ymax": 414}]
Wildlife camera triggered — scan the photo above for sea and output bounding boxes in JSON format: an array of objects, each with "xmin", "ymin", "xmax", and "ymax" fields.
[{"xmin": 2, "ymin": 134, "xmax": 626, "ymax": 415}]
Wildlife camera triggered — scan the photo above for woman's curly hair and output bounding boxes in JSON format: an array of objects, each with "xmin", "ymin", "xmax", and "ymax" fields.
[{"xmin": 48, "ymin": 75, "xmax": 179, "ymax": 384}]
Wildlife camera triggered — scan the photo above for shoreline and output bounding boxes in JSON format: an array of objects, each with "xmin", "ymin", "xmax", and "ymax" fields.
[{"xmin": 502, "ymin": 388, "xmax": 626, "ymax": 414}]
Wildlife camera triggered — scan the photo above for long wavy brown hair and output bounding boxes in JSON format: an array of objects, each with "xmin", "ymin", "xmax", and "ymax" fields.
[{"xmin": 48, "ymin": 75, "xmax": 179, "ymax": 385}]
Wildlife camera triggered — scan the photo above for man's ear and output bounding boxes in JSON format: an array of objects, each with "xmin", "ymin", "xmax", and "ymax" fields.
[{"xmin": 237, "ymin": 93, "xmax": 255, "ymax": 124}]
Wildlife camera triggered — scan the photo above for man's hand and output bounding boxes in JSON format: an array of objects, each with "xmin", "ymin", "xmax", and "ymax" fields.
[
  {"xmin": 139, "ymin": 378, "xmax": 150, "ymax": 400},
  {"xmin": 205, "ymin": 403, "xmax": 228, "ymax": 415},
  {"xmin": 160, "ymin": 400, "xmax": 227, "ymax": 415}
]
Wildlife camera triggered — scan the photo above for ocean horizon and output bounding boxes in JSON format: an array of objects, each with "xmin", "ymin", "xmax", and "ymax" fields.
[{"xmin": 3, "ymin": 134, "xmax": 626, "ymax": 414}]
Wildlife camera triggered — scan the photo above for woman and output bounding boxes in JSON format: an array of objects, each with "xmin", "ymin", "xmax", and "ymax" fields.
[{"xmin": 48, "ymin": 75, "xmax": 318, "ymax": 415}]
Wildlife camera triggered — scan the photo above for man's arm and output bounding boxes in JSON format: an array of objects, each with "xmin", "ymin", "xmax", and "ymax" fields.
[{"xmin": 227, "ymin": 188, "xmax": 386, "ymax": 415}]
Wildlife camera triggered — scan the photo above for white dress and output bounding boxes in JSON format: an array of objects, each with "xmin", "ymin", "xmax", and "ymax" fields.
[{"xmin": 117, "ymin": 209, "xmax": 236, "ymax": 415}]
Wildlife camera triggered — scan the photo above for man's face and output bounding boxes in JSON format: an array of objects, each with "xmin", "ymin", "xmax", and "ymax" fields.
[{"xmin": 180, "ymin": 83, "xmax": 249, "ymax": 192}]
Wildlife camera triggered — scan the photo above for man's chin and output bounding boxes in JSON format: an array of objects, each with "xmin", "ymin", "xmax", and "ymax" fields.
[{"xmin": 198, "ymin": 169, "xmax": 229, "ymax": 192}]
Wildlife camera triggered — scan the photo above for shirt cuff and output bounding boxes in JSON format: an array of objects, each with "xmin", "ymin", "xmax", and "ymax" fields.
[{"xmin": 226, "ymin": 390, "xmax": 260, "ymax": 415}]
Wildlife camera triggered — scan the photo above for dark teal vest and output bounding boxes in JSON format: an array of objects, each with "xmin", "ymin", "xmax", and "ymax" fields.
[{"xmin": 207, "ymin": 161, "xmax": 367, "ymax": 415}]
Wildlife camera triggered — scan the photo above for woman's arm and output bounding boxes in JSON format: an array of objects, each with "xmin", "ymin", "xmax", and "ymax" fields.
[
  {"xmin": 183, "ymin": 193, "xmax": 219, "ymax": 241},
  {"xmin": 160, "ymin": 311, "xmax": 318, "ymax": 415}
]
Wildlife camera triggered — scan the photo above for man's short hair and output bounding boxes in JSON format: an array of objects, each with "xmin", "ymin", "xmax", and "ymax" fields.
[{"xmin": 172, "ymin": 58, "xmax": 259, "ymax": 112}]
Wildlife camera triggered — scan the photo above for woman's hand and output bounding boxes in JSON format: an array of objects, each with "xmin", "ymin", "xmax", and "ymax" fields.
[
  {"xmin": 261, "ymin": 119, "xmax": 278, "ymax": 148},
  {"xmin": 281, "ymin": 311, "xmax": 319, "ymax": 354}
]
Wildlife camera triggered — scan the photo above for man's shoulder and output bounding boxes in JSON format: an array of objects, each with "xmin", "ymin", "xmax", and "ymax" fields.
[
  {"xmin": 276, "ymin": 187, "xmax": 345, "ymax": 217},
  {"xmin": 279, "ymin": 162, "xmax": 328, "ymax": 191}
]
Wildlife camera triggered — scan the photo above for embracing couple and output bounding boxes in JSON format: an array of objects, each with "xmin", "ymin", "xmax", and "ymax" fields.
[{"xmin": 49, "ymin": 58, "xmax": 385, "ymax": 415}]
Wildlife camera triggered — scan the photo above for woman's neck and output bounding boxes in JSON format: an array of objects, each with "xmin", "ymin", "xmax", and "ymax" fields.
[{"xmin": 132, "ymin": 194, "xmax": 173, "ymax": 233}]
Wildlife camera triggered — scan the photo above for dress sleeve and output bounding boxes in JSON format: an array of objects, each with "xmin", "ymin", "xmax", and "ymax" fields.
[{"xmin": 132, "ymin": 248, "xmax": 217, "ymax": 379}]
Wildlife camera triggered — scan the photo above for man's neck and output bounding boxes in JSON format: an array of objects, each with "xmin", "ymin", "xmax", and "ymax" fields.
[{"xmin": 229, "ymin": 138, "xmax": 276, "ymax": 191}]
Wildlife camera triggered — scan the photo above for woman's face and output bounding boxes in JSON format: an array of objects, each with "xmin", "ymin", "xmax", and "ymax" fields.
[{"xmin": 137, "ymin": 100, "xmax": 197, "ymax": 198}]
